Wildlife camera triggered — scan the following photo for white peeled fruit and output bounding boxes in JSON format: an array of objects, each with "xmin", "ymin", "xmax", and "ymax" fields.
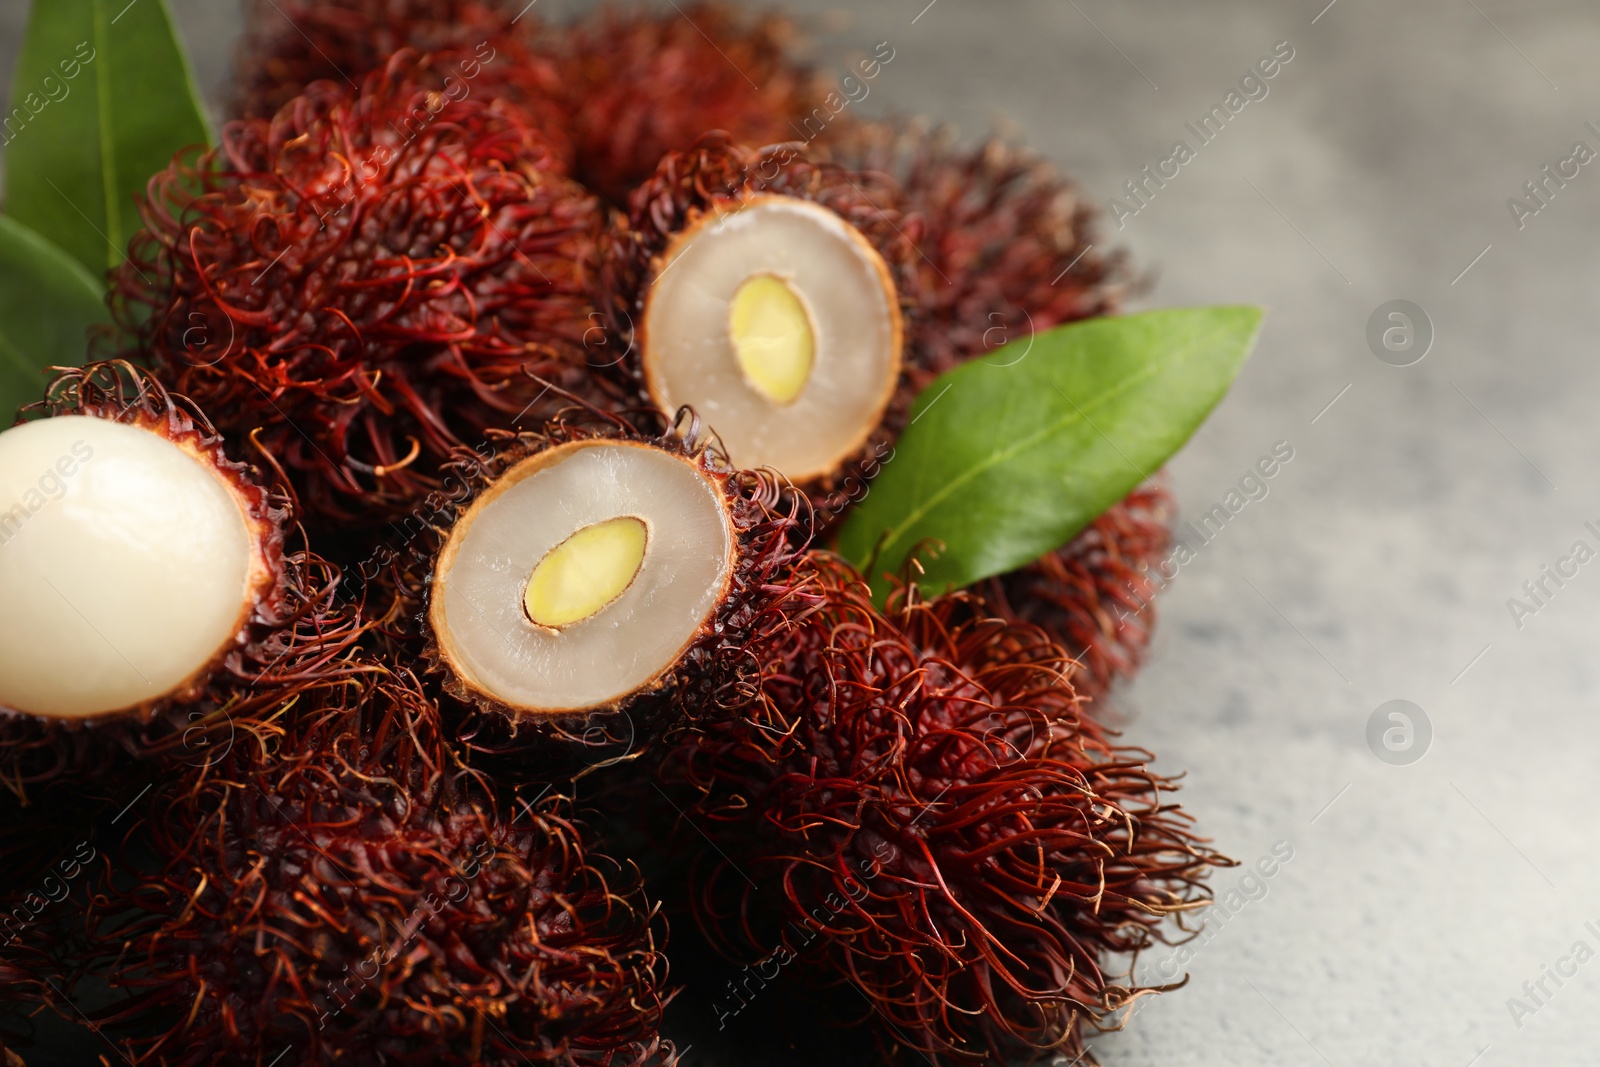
[
  {"xmin": 641, "ymin": 195, "xmax": 902, "ymax": 481},
  {"xmin": 431, "ymin": 441, "xmax": 734, "ymax": 713},
  {"xmin": 0, "ymin": 416, "xmax": 257, "ymax": 719}
]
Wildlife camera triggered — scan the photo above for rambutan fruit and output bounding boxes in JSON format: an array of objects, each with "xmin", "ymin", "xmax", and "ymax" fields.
[
  {"xmin": 385, "ymin": 407, "xmax": 808, "ymax": 771},
  {"xmin": 69, "ymin": 667, "xmax": 675, "ymax": 1066},
  {"xmin": 114, "ymin": 52, "xmax": 607, "ymax": 527},
  {"xmin": 232, "ymin": 0, "xmax": 568, "ymax": 142},
  {"xmin": 662, "ymin": 553, "xmax": 1226, "ymax": 1064},
  {"xmin": 552, "ymin": 2, "xmax": 828, "ymax": 205},
  {"xmin": 599, "ymin": 134, "xmax": 916, "ymax": 505},
  {"xmin": 816, "ymin": 120, "xmax": 1166, "ymax": 699},
  {"xmin": 0, "ymin": 362, "xmax": 362, "ymax": 793}
]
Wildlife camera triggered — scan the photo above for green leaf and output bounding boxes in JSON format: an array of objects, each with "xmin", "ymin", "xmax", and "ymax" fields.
[
  {"xmin": 838, "ymin": 306, "xmax": 1264, "ymax": 599},
  {"xmin": 0, "ymin": 214, "xmax": 111, "ymax": 420},
  {"xmin": 4, "ymin": 0, "xmax": 213, "ymax": 279}
]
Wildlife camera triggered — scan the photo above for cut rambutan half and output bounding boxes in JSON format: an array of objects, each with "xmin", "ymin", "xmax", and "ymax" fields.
[
  {"xmin": 389, "ymin": 409, "xmax": 808, "ymax": 770},
  {"xmin": 67, "ymin": 667, "xmax": 675, "ymax": 1066},
  {"xmin": 114, "ymin": 52, "xmax": 606, "ymax": 527},
  {"xmin": 601, "ymin": 135, "xmax": 915, "ymax": 496},
  {"xmin": 551, "ymin": 2, "xmax": 829, "ymax": 205},
  {"xmin": 0, "ymin": 362, "xmax": 363, "ymax": 792},
  {"xmin": 662, "ymin": 552, "xmax": 1227, "ymax": 1064}
]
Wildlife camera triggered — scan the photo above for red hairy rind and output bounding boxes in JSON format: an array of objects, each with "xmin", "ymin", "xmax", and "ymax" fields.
[
  {"xmin": 0, "ymin": 362, "xmax": 366, "ymax": 795},
  {"xmin": 232, "ymin": 0, "xmax": 569, "ymax": 143},
  {"xmin": 551, "ymin": 2, "xmax": 829, "ymax": 205},
  {"xmin": 113, "ymin": 52, "xmax": 607, "ymax": 527},
  {"xmin": 979, "ymin": 482, "xmax": 1175, "ymax": 703},
  {"xmin": 815, "ymin": 121, "xmax": 1169, "ymax": 688},
  {"xmin": 385, "ymin": 405, "xmax": 814, "ymax": 776},
  {"xmin": 663, "ymin": 553, "xmax": 1227, "ymax": 1064},
  {"xmin": 598, "ymin": 133, "xmax": 919, "ymax": 514},
  {"xmin": 67, "ymin": 668, "xmax": 676, "ymax": 1067}
]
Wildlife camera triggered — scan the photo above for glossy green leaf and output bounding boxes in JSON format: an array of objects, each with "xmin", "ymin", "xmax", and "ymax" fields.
[
  {"xmin": 4, "ymin": 0, "xmax": 212, "ymax": 278},
  {"xmin": 0, "ymin": 214, "xmax": 111, "ymax": 420},
  {"xmin": 838, "ymin": 306, "xmax": 1264, "ymax": 599}
]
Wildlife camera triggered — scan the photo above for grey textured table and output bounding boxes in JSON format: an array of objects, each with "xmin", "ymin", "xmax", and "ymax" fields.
[{"xmin": 4, "ymin": 2, "xmax": 1598, "ymax": 1065}]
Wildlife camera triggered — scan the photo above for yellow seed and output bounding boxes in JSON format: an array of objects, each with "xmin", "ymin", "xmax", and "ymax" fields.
[
  {"xmin": 728, "ymin": 273, "xmax": 815, "ymax": 405},
  {"xmin": 524, "ymin": 516, "xmax": 648, "ymax": 629}
]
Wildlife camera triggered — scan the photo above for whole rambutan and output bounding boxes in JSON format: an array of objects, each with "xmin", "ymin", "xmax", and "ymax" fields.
[
  {"xmin": 233, "ymin": 0, "xmax": 568, "ymax": 142},
  {"xmin": 552, "ymin": 2, "xmax": 829, "ymax": 205},
  {"xmin": 819, "ymin": 120, "xmax": 1165, "ymax": 699},
  {"xmin": 0, "ymin": 362, "xmax": 363, "ymax": 794},
  {"xmin": 662, "ymin": 553, "xmax": 1226, "ymax": 1064},
  {"xmin": 598, "ymin": 134, "xmax": 917, "ymax": 510},
  {"xmin": 114, "ymin": 52, "xmax": 607, "ymax": 527},
  {"xmin": 381, "ymin": 404, "xmax": 810, "ymax": 773},
  {"xmin": 70, "ymin": 667, "xmax": 675, "ymax": 1067}
]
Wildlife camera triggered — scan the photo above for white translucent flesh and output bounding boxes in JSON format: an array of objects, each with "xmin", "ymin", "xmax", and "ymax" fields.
[
  {"xmin": 0, "ymin": 416, "xmax": 254, "ymax": 719},
  {"xmin": 643, "ymin": 196, "xmax": 899, "ymax": 480},
  {"xmin": 436, "ymin": 443, "xmax": 733, "ymax": 712}
]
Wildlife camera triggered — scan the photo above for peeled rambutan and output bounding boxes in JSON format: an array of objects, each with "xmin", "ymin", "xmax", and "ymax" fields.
[
  {"xmin": 551, "ymin": 2, "xmax": 828, "ymax": 205},
  {"xmin": 0, "ymin": 361, "xmax": 363, "ymax": 793},
  {"xmin": 68, "ymin": 666, "xmax": 675, "ymax": 1067},
  {"xmin": 598, "ymin": 134, "xmax": 917, "ymax": 508},
  {"xmin": 114, "ymin": 52, "xmax": 607, "ymax": 527},
  {"xmin": 662, "ymin": 552, "xmax": 1226, "ymax": 1064},
  {"xmin": 380, "ymin": 405, "xmax": 809, "ymax": 772}
]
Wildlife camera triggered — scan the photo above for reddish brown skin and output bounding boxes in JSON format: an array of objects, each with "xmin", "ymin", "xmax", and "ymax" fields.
[
  {"xmin": 663, "ymin": 553, "xmax": 1227, "ymax": 1065},
  {"xmin": 0, "ymin": 362, "xmax": 366, "ymax": 794},
  {"xmin": 61, "ymin": 668, "xmax": 676, "ymax": 1067},
  {"xmin": 381, "ymin": 408, "xmax": 813, "ymax": 778},
  {"xmin": 232, "ymin": 0, "xmax": 569, "ymax": 145},
  {"xmin": 113, "ymin": 53, "xmax": 607, "ymax": 529},
  {"xmin": 552, "ymin": 3, "xmax": 828, "ymax": 205}
]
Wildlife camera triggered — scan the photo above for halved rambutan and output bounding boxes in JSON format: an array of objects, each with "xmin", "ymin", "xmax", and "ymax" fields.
[
  {"xmin": 0, "ymin": 362, "xmax": 363, "ymax": 793},
  {"xmin": 68, "ymin": 667, "xmax": 675, "ymax": 1067},
  {"xmin": 662, "ymin": 553, "xmax": 1226, "ymax": 1064},
  {"xmin": 551, "ymin": 2, "xmax": 828, "ymax": 205},
  {"xmin": 383, "ymin": 406, "xmax": 809, "ymax": 772},
  {"xmin": 598, "ymin": 134, "xmax": 916, "ymax": 504},
  {"xmin": 113, "ymin": 52, "xmax": 607, "ymax": 527}
]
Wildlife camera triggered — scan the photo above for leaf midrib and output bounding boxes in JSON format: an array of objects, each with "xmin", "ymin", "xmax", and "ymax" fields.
[{"xmin": 875, "ymin": 321, "xmax": 1233, "ymax": 559}]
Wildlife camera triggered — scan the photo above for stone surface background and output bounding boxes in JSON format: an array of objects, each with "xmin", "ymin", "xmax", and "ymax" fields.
[{"xmin": 3, "ymin": 2, "xmax": 1598, "ymax": 1065}]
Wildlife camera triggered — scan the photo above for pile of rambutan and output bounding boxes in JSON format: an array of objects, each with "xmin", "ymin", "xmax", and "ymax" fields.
[{"xmin": 0, "ymin": 2, "xmax": 1256, "ymax": 1065}]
